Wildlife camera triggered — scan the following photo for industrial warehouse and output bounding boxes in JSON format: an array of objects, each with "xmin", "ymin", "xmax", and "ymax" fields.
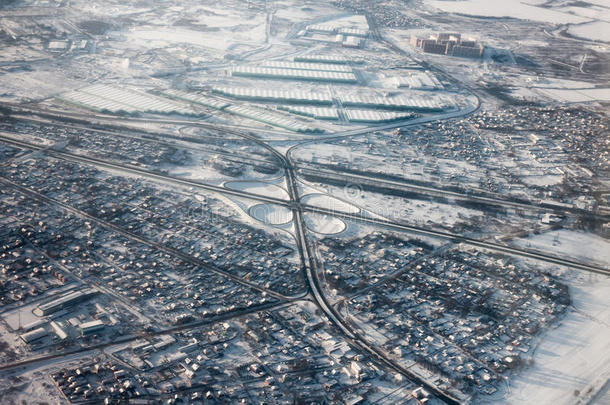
[
  {"xmin": 54, "ymin": 51, "xmax": 461, "ymax": 133},
  {"xmin": 230, "ymin": 66, "xmax": 359, "ymax": 84},
  {"xmin": 1, "ymin": 0, "xmax": 609, "ymax": 404},
  {"xmin": 42, "ymin": 11, "xmax": 466, "ymax": 135},
  {"xmin": 212, "ymin": 87, "xmax": 334, "ymax": 105}
]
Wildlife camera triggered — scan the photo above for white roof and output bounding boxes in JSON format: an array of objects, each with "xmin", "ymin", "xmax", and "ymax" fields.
[{"xmin": 80, "ymin": 319, "xmax": 104, "ymax": 329}]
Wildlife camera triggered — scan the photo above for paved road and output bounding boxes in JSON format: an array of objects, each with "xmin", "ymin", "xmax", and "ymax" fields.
[
  {"xmin": 0, "ymin": 174, "xmax": 296, "ymax": 302},
  {"xmin": 1, "ymin": 133, "xmax": 606, "ymax": 275},
  {"xmin": 296, "ymin": 166, "xmax": 609, "ymax": 221},
  {"xmin": 0, "ymin": 300, "xmax": 287, "ymax": 373},
  {"xmin": 0, "ymin": 28, "xmax": 605, "ymax": 403}
]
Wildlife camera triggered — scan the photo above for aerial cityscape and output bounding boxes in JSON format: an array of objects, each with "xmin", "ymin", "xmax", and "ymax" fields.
[{"xmin": 0, "ymin": 0, "xmax": 608, "ymax": 404}]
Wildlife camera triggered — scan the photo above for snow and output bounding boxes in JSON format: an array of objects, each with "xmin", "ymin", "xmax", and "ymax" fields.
[
  {"xmin": 582, "ymin": 0, "xmax": 610, "ymax": 7},
  {"xmin": 124, "ymin": 25, "xmax": 265, "ymax": 52},
  {"xmin": 324, "ymin": 14, "xmax": 370, "ymax": 30},
  {"xmin": 304, "ymin": 213, "xmax": 346, "ymax": 235},
  {"xmin": 224, "ymin": 181, "xmax": 290, "ymax": 200},
  {"xmin": 301, "ymin": 193, "xmax": 360, "ymax": 214},
  {"xmin": 494, "ymin": 274, "xmax": 610, "ymax": 405},
  {"xmin": 558, "ymin": 6, "xmax": 610, "ymax": 21},
  {"xmin": 249, "ymin": 203, "xmax": 293, "ymax": 225},
  {"xmin": 161, "ymin": 162, "xmax": 223, "ymax": 182},
  {"xmin": 320, "ymin": 183, "xmax": 492, "ymax": 230},
  {"xmin": 0, "ymin": 69, "xmax": 82, "ymax": 102},
  {"xmin": 3, "ymin": 305, "xmax": 41, "ymax": 331},
  {"xmin": 115, "ymin": 8, "xmax": 268, "ymax": 54},
  {"xmin": 534, "ymin": 87, "xmax": 610, "ymax": 103},
  {"xmin": 511, "ymin": 230, "xmax": 610, "ymax": 268},
  {"xmin": 521, "ymin": 174, "xmax": 563, "ymax": 187},
  {"xmin": 428, "ymin": 0, "xmax": 591, "ymax": 24},
  {"xmin": 524, "ymin": 76, "xmax": 597, "ymax": 89},
  {"xmin": 568, "ymin": 21, "xmax": 610, "ymax": 42}
]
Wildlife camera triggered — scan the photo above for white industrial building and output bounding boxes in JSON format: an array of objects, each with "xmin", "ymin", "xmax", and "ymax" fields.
[
  {"xmin": 60, "ymin": 85, "xmax": 199, "ymax": 116},
  {"xmin": 279, "ymin": 106, "xmax": 339, "ymax": 120},
  {"xmin": 262, "ymin": 61, "xmax": 353, "ymax": 73},
  {"xmin": 213, "ymin": 87, "xmax": 333, "ymax": 105},
  {"xmin": 231, "ymin": 66, "xmax": 358, "ymax": 84}
]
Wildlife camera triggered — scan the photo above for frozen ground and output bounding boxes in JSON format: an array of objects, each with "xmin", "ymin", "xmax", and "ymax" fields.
[
  {"xmin": 511, "ymin": 230, "xmax": 610, "ymax": 268},
  {"xmin": 249, "ymin": 203, "xmax": 293, "ymax": 225},
  {"xmin": 123, "ymin": 23, "xmax": 266, "ymax": 53},
  {"xmin": 523, "ymin": 76, "xmax": 597, "ymax": 89},
  {"xmin": 304, "ymin": 213, "xmax": 346, "ymax": 235},
  {"xmin": 224, "ymin": 180, "xmax": 290, "ymax": 200},
  {"xmin": 301, "ymin": 193, "xmax": 360, "ymax": 214},
  {"xmin": 322, "ymin": 184, "xmax": 490, "ymax": 230},
  {"xmin": 491, "ymin": 273, "xmax": 610, "ymax": 405},
  {"xmin": 568, "ymin": 21, "xmax": 610, "ymax": 43},
  {"xmin": 534, "ymin": 87, "xmax": 610, "ymax": 103},
  {"xmin": 0, "ymin": 69, "xmax": 82, "ymax": 102},
  {"xmin": 428, "ymin": 0, "xmax": 590, "ymax": 24},
  {"xmin": 489, "ymin": 230, "xmax": 610, "ymax": 404},
  {"xmin": 520, "ymin": 174, "xmax": 563, "ymax": 187}
]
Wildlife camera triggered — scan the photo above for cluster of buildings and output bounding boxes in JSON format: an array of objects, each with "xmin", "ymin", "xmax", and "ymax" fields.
[
  {"xmin": 342, "ymin": 246, "xmax": 570, "ymax": 398},
  {"xmin": 163, "ymin": 52, "xmax": 452, "ymax": 128},
  {"xmin": 410, "ymin": 33, "xmax": 484, "ymax": 59},
  {"xmin": 394, "ymin": 105, "xmax": 604, "ymax": 210},
  {"xmin": 339, "ymin": 93, "xmax": 446, "ymax": 112},
  {"xmin": 212, "ymin": 84, "xmax": 447, "ymax": 112},
  {"xmin": 59, "ymin": 84, "xmax": 200, "ymax": 116},
  {"xmin": 470, "ymin": 106, "xmax": 608, "ymax": 200},
  {"xmin": 343, "ymin": 109, "xmax": 416, "ymax": 123},
  {"xmin": 0, "ymin": 121, "xmax": 314, "ymax": 362},
  {"xmin": 163, "ymin": 89, "xmax": 321, "ymax": 133},
  {"xmin": 320, "ymin": 232, "xmax": 430, "ymax": 293},
  {"xmin": 51, "ymin": 22, "xmax": 457, "ymax": 133},
  {"xmin": 300, "ymin": 22, "xmax": 369, "ymax": 48},
  {"xmin": 60, "ymin": 119, "xmax": 278, "ymax": 179},
  {"xmin": 294, "ymin": 55, "xmax": 363, "ymax": 65},
  {"xmin": 212, "ymin": 86, "xmax": 334, "ymax": 105},
  {"xmin": 0, "ymin": 235, "xmax": 72, "ymax": 310},
  {"xmin": 0, "ymin": 235, "xmax": 139, "ymax": 353},
  {"xmin": 391, "ymin": 71, "xmax": 444, "ymax": 90},
  {"xmin": 47, "ymin": 39, "xmax": 91, "ymax": 53},
  {"xmin": 60, "ymin": 84, "xmax": 326, "ymax": 133},
  {"xmin": 0, "ymin": 155, "xmax": 304, "ymax": 300},
  {"xmin": 49, "ymin": 305, "xmax": 429, "ymax": 404},
  {"xmin": 51, "ymin": 361, "xmax": 153, "ymax": 402},
  {"xmin": 18, "ymin": 293, "xmax": 114, "ymax": 348},
  {"xmin": 330, "ymin": 0, "xmax": 422, "ymax": 28},
  {"xmin": 231, "ymin": 66, "xmax": 359, "ymax": 84}
]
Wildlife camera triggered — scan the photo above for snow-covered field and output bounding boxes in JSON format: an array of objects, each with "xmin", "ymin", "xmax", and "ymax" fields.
[
  {"xmin": 521, "ymin": 174, "xmax": 563, "ymax": 187},
  {"xmin": 568, "ymin": 21, "xmax": 610, "ymax": 42},
  {"xmin": 124, "ymin": 23, "xmax": 266, "ymax": 53},
  {"xmin": 512, "ymin": 230, "xmax": 610, "ymax": 268},
  {"xmin": 322, "ymin": 184, "xmax": 490, "ymax": 230},
  {"xmin": 304, "ymin": 213, "xmax": 346, "ymax": 235},
  {"xmin": 301, "ymin": 193, "xmax": 360, "ymax": 214},
  {"xmin": 428, "ymin": 0, "xmax": 590, "ymax": 24},
  {"xmin": 534, "ymin": 87, "xmax": 610, "ymax": 103},
  {"xmin": 483, "ymin": 232, "xmax": 610, "ymax": 404},
  {"xmin": 225, "ymin": 180, "xmax": 290, "ymax": 200},
  {"xmin": 249, "ymin": 203, "xmax": 293, "ymax": 225},
  {"xmin": 524, "ymin": 76, "xmax": 597, "ymax": 89},
  {"xmin": 494, "ymin": 273, "xmax": 610, "ymax": 405}
]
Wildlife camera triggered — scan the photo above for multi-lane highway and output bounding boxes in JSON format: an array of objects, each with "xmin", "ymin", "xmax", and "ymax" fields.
[
  {"xmin": 1, "ymin": 131, "xmax": 606, "ymax": 278},
  {"xmin": 0, "ymin": 299, "xmax": 287, "ymax": 374},
  {"xmin": 296, "ymin": 166, "xmax": 610, "ymax": 222},
  {"xmin": 0, "ymin": 58, "xmax": 607, "ymax": 404},
  {"xmin": 0, "ymin": 174, "xmax": 296, "ymax": 302}
]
